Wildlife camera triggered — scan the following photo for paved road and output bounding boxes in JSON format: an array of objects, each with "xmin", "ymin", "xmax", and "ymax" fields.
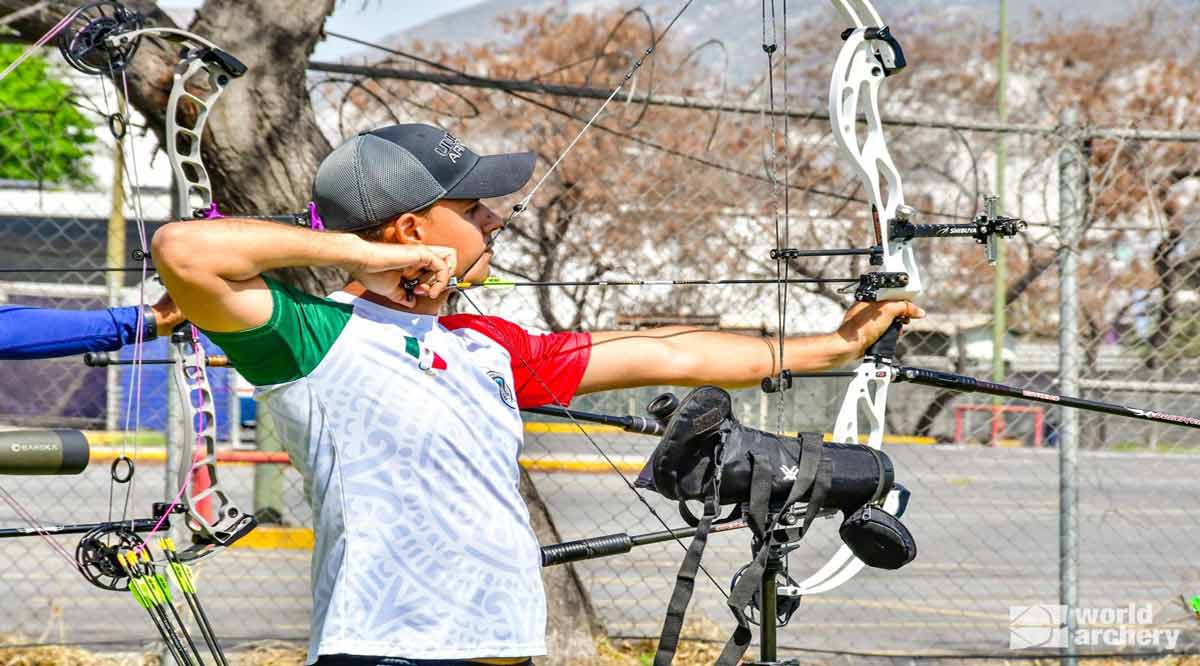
[
  {"xmin": 526, "ymin": 435, "xmax": 1200, "ymax": 656},
  {"xmin": 2, "ymin": 436, "xmax": 1198, "ymax": 658}
]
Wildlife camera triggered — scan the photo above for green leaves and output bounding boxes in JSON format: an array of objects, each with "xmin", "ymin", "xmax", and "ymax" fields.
[{"xmin": 0, "ymin": 43, "xmax": 96, "ymax": 186}]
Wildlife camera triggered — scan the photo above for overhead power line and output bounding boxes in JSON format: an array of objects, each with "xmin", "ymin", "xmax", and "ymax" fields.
[{"xmin": 307, "ymin": 60, "xmax": 1200, "ymax": 142}]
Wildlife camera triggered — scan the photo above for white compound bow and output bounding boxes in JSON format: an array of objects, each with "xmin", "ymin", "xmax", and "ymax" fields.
[{"xmin": 788, "ymin": 0, "xmax": 1022, "ymax": 595}]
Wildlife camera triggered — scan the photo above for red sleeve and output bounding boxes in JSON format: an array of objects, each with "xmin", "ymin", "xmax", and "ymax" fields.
[{"xmin": 440, "ymin": 314, "xmax": 592, "ymax": 408}]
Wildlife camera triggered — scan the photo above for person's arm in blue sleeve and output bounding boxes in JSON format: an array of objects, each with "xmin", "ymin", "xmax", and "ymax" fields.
[{"xmin": 0, "ymin": 295, "xmax": 184, "ymax": 360}]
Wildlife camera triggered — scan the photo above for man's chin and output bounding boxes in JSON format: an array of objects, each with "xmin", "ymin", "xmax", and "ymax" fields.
[{"xmin": 463, "ymin": 261, "xmax": 492, "ymax": 285}]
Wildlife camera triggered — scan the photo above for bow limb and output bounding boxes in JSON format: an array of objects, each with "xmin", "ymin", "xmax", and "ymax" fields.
[
  {"xmin": 829, "ymin": 0, "xmax": 883, "ymax": 30},
  {"xmin": 828, "ymin": 22, "xmax": 919, "ymax": 300},
  {"xmin": 792, "ymin": 348, "xmax": 894, "ymax": 595},
  {"xmin": 793, "ymin": 487, "xmax": 905, "ymax": 594},
  {"xmin": 102, "ymin": 26, "xmax": 247, "ymax": 219},
  {"xmin": 162, "ymin": 41, "xmax": 245, "ymax": 219}
]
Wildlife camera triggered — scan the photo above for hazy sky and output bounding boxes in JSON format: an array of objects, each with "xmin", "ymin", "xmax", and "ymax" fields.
[{"xmin": 158, "ymin": 0, "xmax": 485, "ymax": 60}]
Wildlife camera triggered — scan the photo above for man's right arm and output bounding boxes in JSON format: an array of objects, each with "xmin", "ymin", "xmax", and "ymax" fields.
[{"xmin": 151, "ymin": 219, "xmax": 453, "ymax": 333}]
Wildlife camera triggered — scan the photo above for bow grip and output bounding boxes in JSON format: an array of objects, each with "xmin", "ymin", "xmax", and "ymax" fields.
[{"xmin": 864, "ymin": 318, "xmax": 904, "ymax": 360}]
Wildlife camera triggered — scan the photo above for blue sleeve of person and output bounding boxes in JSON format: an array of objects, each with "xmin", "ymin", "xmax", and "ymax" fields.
[{"xmin": 0, "ymin": 305, "xmax": 150, "ymax": 360}]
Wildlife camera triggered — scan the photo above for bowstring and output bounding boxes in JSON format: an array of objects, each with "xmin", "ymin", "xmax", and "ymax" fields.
[
  {"xmin": 0, "ymin": 17, "xmax": 151, "ymax": 564},
  {"xmin": 779, "ymin": 1, "xmax": 790, "ymax": 439},
  {"xmin": 761, "ymin": 0, "xmax": 789, "ymax": 437},
  {"xmin": 453, "ymin": 291, "xmax": 729, "ymax": 601},
  {"xmin": 457, "ymin": 0, "xmax": 696, "ymax": 280},
  {"xmin": 118, "ymin": 70, "xmax": 152, "ymax": 526},
  {"xmin": 0, "ymin": 6, "xmax": 79, "ymax": 82},
  {"xmin": 73, "ymin": 31, "xmax": 180, "ymax": 561},
  {"xmin": 778, "ymin": 0, "xmax": 794, "ymax": 587},
  {"xmin": 93, "ymin": 67, "xmax": 153, "ymax": 528},
  {"xmin": 0, "ymin": 8, "xmax": 93, "ymax": 569}
]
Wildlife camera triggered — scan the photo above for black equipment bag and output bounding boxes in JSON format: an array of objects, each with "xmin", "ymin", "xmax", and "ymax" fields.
[{"xmin": 633, "ymin": 386, "xmax": 915, "ymax": 666}]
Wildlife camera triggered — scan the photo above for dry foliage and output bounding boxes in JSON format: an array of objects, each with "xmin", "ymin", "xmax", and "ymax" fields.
[
  {"xmin": 0, "ymin": 635, "xmax": 149, "ymax": 666},
  {"xmin": 316, "ymin": 2, "xmax": 1200, "ymax": 358}
]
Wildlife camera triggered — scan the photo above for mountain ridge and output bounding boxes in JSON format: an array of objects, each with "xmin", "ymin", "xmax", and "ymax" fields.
[{"xmin": 374, "ymin": 0, "xmax": 1184, "ymax": 84}]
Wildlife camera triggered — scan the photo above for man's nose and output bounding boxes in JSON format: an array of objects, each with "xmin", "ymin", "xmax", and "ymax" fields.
[{"xmin": 479, "ymin": 205, "xmax": 503, "ymax": 234}]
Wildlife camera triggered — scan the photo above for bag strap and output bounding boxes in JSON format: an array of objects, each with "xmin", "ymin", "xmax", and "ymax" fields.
[
  {"xmin": 653, "ymin": 448, "xmax": 723, "ymax": 666},
  {"xmin": 715, "ymin": 437, "xmax": 831, "ymax": 666}
]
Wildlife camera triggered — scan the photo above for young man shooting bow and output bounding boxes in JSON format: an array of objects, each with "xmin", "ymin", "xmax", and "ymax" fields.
[{"xmin": 153, "ymin": 124, "xmax": 922, "ymax": 666}]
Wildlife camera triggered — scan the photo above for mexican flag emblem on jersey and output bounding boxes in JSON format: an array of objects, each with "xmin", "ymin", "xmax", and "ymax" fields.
[{"xmin": 404, "ymin": 336, "xmax": 447, "ymax": 375}]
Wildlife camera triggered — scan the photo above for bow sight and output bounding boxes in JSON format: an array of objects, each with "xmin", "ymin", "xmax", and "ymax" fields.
[{"xmin": 887, "ymin": 196, "xmax": 1027, "ymax": 265}]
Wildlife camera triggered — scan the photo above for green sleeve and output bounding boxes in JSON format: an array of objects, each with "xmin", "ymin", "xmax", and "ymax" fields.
[{"xmin": 202, "ymin": 276, "xmax": 353, "ymax": 386}]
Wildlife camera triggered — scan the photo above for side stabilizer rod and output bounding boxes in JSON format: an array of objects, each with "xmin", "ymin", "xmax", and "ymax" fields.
[
  {"xmin": 522, "ymin": 405, "xmax": 666, "ymax": 436},
  {"xmin": 541, "ymin": 520, "xmax": 748, "ymax": 567}
]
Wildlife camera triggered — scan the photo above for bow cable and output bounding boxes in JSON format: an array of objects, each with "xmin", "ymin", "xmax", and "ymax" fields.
[
  {"xmin": 448, "ymin": 0, "xmax": 734, "ymax": 601},
  {"xmin": 456, "ymin": 0, "xmax": 696, "ymax": 280}
]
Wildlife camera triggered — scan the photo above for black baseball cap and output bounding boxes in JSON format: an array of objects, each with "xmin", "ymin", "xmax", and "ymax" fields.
[{"xmin": 312, "ymin": 123, "xmax": 536, "ymax": 232}]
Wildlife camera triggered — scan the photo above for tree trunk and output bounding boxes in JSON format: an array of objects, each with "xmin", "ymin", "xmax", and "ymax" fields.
[
  {"xmin": 3, "ymin": 0, "xmax": 605, "ymax": 656},
  {"xmin": 521, "ymin": 470, "xmax": 605, "ymax": 664}
]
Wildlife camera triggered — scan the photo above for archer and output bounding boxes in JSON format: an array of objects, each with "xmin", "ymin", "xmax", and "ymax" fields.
[{"xmin": 151, "ymin": 123, "xmax": 921, "ymax": 666}]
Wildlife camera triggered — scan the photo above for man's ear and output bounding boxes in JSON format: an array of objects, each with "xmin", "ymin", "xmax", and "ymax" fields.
[{"xmin": 389, "ymin": 212, "xmax": 425, "ymax": 244}]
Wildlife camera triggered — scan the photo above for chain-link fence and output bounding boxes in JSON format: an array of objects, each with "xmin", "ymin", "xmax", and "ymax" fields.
[{"xmin": 2, "ymin": 12, "xmax": 1200, "ymax": 662}]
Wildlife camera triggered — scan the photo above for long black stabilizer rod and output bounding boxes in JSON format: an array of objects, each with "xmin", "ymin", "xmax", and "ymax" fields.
[
  {"xmin": 0, "ymin": 517, "xmax": 159, "ymax": 539},
  {"xmin": 541, "ymin": 520, "xmax": 748, "ymax": 567},
  {"xmin": 896, "ymin": 366, "xmax": 1200, "ymax": 429},
  {"xmin": 522, "ymin": 405, "xmax": 666, "ymax": 436}
]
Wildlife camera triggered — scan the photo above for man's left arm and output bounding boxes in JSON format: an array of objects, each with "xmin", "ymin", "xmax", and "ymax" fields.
[
  {"xmin": 577, "ymin": 301, "xmax": 923, "ymax": 394},
  {"xmin": 0, "ymin": 295, "xmax": 184, "ymax": 360}
]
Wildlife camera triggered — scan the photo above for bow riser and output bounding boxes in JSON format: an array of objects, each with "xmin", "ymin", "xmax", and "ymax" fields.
[
  {"xmin": 171, "ymin": 332, "xmax": 256, "ymax": 562},
  {"xmin": 796, "ymin": 0, "xmax": 915, "ymax": 597},
  {"xmin": 829, "ymin": 27, "xmax": 921, "ymax": 301},
  {"xmin": 105, "ymin": 26, "xmax": 246, "ymax": 220}
]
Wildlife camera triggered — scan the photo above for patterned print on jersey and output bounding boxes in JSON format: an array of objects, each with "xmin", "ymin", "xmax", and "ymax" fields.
[{"xmin": 204, "ymin": 280, "xmax": 592, "ymax": 664}]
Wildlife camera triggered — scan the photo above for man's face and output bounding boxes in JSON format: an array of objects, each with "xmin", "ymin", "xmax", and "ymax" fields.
[{"xmin": 418, "ymin": 198, "xmax": 503, "ymax": 283}]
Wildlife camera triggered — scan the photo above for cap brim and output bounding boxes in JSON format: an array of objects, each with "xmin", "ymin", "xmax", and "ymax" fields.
[{"xmin": 444, "ymin": 151, "xmax": 535, "ymax": 200}]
